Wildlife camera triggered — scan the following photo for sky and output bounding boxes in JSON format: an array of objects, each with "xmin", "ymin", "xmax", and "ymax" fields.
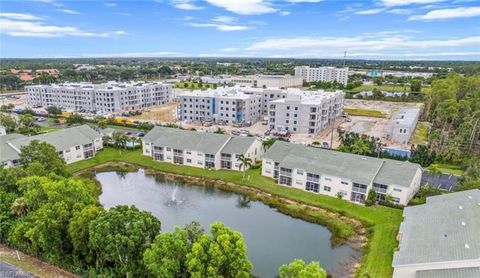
[{"xmin": 0, "ymin": 0, "xmax": 479, "ymax": 60}]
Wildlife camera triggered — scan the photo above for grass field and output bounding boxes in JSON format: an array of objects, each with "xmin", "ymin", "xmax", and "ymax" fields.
[
  {"xmin": 344, "ymin": 108, "xmax": 386, "ymax": 118},
  {"xmin": 349, "ymin": 84, "xmax": 431, "ymax": 94},
  {"xmin": 428, "ymin": 163, "xmax": 464, "ymax": 176},
  {"xmin": 411, "ymin": 122, "xmax": 430, "ymax": 145},
  {"xmin": 67, "ymin": 148, "xmax": 403, "ymax": 277}
]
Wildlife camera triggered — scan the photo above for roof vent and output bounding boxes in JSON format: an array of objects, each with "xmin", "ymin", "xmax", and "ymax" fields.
[
  {"xmin": 461, "ymin": 221, "xmax": 466, "ymax": 227},
  {"xmin": 465, "ymin": 244, "xmax": 470, "ymax": 249},
  {"xmin": 458, "ymin": 205, "xmax": 463, "ymax": 210},
  {"xmin": 444, "ymin": 234, "xmax": 448, "ymax": 238}
]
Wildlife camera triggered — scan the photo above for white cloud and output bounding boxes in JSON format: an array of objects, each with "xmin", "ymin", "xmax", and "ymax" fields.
[
  {"xmin": 0, "ymin": 18, "xmax": 126, "ymax": 38},
  {"xmin": 105, "ymin": 3, "xmax": 117, "ymax": 7},
  {"xmin": 245, "ymin": 34, "xmax": 480, "ymax": 56},
  {"xmin": 0, "ymin": 13, "xmax": 43, "ymax": 20},
  {"xmin": 409, "ymin": 6, "xmax": 480, "ymax": 20},
  {"xmin": 388, "ymin": 9, "xmax": 414, "ymax": 15},
  {"xmin": 355, "ymin": 8, "xmax": 385, "ymax": 15},
  {"xmin": 84, "ymin": 51, "xmax": 185, "ymax": 58},
  {"xmin": 172, "ymin": 0, "xmax": 203, "ymax": 10},
  {"xmin": 55, "ymin": 9, "xmax": 80, "ymax": 15},
  {"xmin": 188, "ymin": 22, "xmax": 250, "ymax": 31},
  {"xmin": 212, "ymin": 16, "xmax": 236, "ymax": 23},
  {"xmin": 204, "ymin": 0, "xmax": 277, "ymax": 15},
  {"xmin": 380, "ymin": 0, "xmax": 446, "ymax": 7},
  {"xmin": 280, "ymin": 11, "xmax": 291, "ymax": 16}
]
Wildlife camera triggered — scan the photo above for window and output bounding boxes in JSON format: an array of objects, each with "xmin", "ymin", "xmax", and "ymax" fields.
[
  {"xmin": 186, "ymin": 159, "xmax": 192, "ymax": 163},
  {"xmin": 394, "ymin": 188, "xmax": 402, "ymax": 192},
  {"xmin": 323, "ymin": 186, "xmax": 331, "ymax": 192},
  {"xmin": 297, "ymin": 169, "xmax": 304, "ymax": 175},
  {"xmin": 341, "ymin": 180, "xmax": 349, "ymax": 185},
  {"xmin": 166, "ymin": 147, "xmax": 171, "ymax": 151},
  {"xmin": 75, "ymin": 146, "xmax": 81, "ymax": 150},
  {"xmin": 324, "ymin": 176, "xmax": 332, "ymax": 181}
]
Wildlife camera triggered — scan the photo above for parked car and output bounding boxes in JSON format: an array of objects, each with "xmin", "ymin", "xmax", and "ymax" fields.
[{"xmin": 321, "ymin": 142, "xmax": 330, "ymax": 149}]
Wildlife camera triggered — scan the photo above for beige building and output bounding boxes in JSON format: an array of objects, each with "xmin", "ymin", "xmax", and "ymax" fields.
[
  {"xmin": 142, "ymin": 126, "xmax": 263, "ymax": 171},
  {"xmin": 1, "ymin": 125, "xmax": 103, "ymax": 167},
  {"xmin": 262, "ymin": 141, "xmax": 422, "ymax": 205},
  {"xmin": 393, "ymin": 190, "xmax": 480, "ymax": 278}
]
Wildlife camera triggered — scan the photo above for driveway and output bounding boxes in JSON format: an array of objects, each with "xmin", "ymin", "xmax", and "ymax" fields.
[{"xmin": 0, "ymin": 260, "xmax": 37, "ymax": 278}]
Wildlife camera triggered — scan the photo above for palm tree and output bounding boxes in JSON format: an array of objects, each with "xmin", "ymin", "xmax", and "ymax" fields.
[
  {"xmin": 262, "ymin": 138, "xmax": 276, "ymax": 151},
  {"xmin": 237, "ymin": 154, "xmax": 253, "ymax": 179}
]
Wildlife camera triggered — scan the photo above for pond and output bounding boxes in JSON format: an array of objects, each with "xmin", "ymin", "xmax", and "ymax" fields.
[{"xmin": 97, "ymin": 170, "xmax": 360, "ymax": 277}]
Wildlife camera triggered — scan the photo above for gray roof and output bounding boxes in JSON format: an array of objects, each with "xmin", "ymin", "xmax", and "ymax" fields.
[
  {"xmin": 221, "ymin": 136, "xmax": 257, "ymax": 155},
  {"xmin": 374, "ymin": 159, "xmax": 421, "ymax": 187},
  {"xmin": 0, "ymin": 133, "xmax": 26, "ymax": 162},
  {"xmin": 416, "ymin": 267, "xmax": 480, "ymax": 278},
  {"xmin": 393, "ymin": 189, "xmax": 480, "ymax": 266},
  {"xmin": 1, "ymin": 125, "xmax": 100, "ymax": 163},
  {"xmin": 143, "ymin": 126, "xmax": 231, "ymax": 155},
  {"xmin": 263, "ymin": 141, "xmax": 421, "ymax": 186}
]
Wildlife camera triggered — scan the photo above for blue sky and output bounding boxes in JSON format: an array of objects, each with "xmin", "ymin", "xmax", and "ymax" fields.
[{"xmin": 1, "ymin": 0, "xmax": 479, "ymax": 60}]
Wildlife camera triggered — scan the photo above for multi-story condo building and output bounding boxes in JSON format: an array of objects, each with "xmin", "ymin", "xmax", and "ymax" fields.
[
  {"xmin": 262, "ymin": 141, "xmax": 422, "ymax": 206},
  {"xmin": 142, "ymin": 126, "xmax": 263, "ymax": 171},
  {"xmin": 393, "ymin": 189, "xmax": 480, "ymax": 278},
  {"xmin": 389, "ymin": 108, "xmax": 421, "ymax": 144},
  {"xmin": 294, "ymin": 66, "xmax": 349, "ymax": 85},
  {"xmin": 1, "ymin": 125, "xmax": 103, "ymax": 167},
  {"xmin": 178, "ymin": 88, "xmax": 264, "ymax": 125},
  {"xmin": 268, "ymin": 90, "xmax": 344, "ymax": 134},
  {"xmin": 231, "ymin": 75, "xmax": 303, "ymax": 88},
  {"xmin": 26, "ymin": 81, "xmax": 173, "ymax": 115}
]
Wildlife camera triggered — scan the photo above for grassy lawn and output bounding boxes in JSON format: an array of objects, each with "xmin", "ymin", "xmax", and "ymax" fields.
[
  {"xmin": 349, "ymin": 84, "xmax": 431, "ymax": 94},
  {"xmin": 38, "ymin": 125, "xmax": 62, "ymax": 133},
  {"xmin": 428, "ymin": 163, "xmax": 464, "ymax": 176},
  {"xmin": 344, "ymin": 108, "xmax": 386, "ymax": 118},
  {"xmin": 411, "ymin": 121, "xmax": 430, "ymax": 145},
  {"xmin": 67, "ymin": 148, "xmax": 403, "ymax": 277},
  {"xmin": 174, "ymin": 81, "xmax": 215, "ymax": 90}
]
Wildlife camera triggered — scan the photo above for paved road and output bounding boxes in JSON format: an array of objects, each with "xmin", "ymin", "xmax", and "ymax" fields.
[{"xmin": 0, "ymin": 261, "xmax": 37, "ymax": 278}]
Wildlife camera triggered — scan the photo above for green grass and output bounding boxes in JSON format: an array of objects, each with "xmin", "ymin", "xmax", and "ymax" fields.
[
  {"xmin": 429, "ymin": 163, "xmax": 464, "ymax": 176},
  {"xmin": 349, "ymin": 84, "xmax": 431, "ymax": 93},
  {"xmin": 174, "ymin": 81, "xmax": 215, "ymax": 90},
  {"xmin": 38, "ymin": 125, "xmax": 62, "ymax": 133},
  {"xmin": 411, "ymin": 122, "xmax": 430, "ymax": 145},
  {"xmin": 67, "ymin": 148, "xmax": 403, "ymax": 277},
  {"xmin": 344, "ymin": 108, "xmax": 386, "ymax": 118}
]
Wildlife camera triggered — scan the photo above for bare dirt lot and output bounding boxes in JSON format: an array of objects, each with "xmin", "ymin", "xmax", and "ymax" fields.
[{"xmin": 131, "ymin": 103, "xmax": 178, "ymax": 123}]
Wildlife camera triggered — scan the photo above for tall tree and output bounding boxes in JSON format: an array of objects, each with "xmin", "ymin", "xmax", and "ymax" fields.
[
  {"xmin": 279, "ymin": 259, "xmax": 327, "ymax": 278},
  {"xmin": 237, "ymin": 154, "xmax": 253, "ymax": 178},
  {"xmin": 19, "ymin": 140, "xmax": 67, "ymax": 176},
  {"xmin": 89, "ymin": 205, "xmax": 161, "ymax": 278}
]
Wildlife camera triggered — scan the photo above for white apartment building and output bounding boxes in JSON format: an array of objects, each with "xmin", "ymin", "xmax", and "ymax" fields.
[
  {"xmin": 231, "ymin": 75, "xmax": 303, "ymax": 88},
  {"xmin": 26, "ymin": 81, "xmax": 173, "ymax": 115},
  {"xmin": 294, "ymin": 66, "xmax": 349, "ymax": 85},
  {"xmin": 178, "ymin": 88, "xmax": 263, "ymax": 125},
  {"xmin": 142, "ymin": 126, "xmax": 263, "ymax": 171},
  {"xmin": 262, "ymin": 141, "xmax": 422, "ymax": 206},
  {"xmin": 268, "ymin": 90, "xmax": 344, "ymax": 134},
  {"xmin": 393, "ymin": 190, "xmax": 480, "ymax": 278},
  {"xmin": 389, "ymin": 108, "xmax": 421, "ymax": 144},
  {"xmin": 0, "ymin": 125, "xmax": 103, "ymax": 167}
]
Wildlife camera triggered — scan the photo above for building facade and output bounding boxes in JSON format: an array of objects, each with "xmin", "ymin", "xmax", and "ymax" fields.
[
  {"xmin": 26, "ymin": 81, "xmax": 173, "ymax": 115},
  {"xmin": 294, "ymin": 66, "xmax": 349, "ymax": 85},
  {"xmin": 389, "ymin": 108, "xmax": 421, "ymax": 144},
  {"xmin": 1, "ymin": 125, "xmax": 103, "ymax": 167},
  {"xmin": 393, "ymin": 190, "xmax": 480, "ymax": 278},
  {"xmin": 178, "ymin": 88, "xmax": 263, "ymax": 125},
  {"xmin": 268, "ymin": 90, "xmax": 344, "ymax": 134},
  {"xmin": 142, "ymin": 126, "xmax": 263, "ymax": 171},
  {"xmin": 231, "ymin": 75, "xmax": 303, "ymax": 88},
  {"xmin": 262, "ymin": 141, "xmax": 422, "ymax": 205}
]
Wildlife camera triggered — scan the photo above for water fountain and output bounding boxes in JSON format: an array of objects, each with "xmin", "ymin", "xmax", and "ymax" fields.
[{"xmin": 166, "ymin": 186, "xmax": 184, "ymax": 206}]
